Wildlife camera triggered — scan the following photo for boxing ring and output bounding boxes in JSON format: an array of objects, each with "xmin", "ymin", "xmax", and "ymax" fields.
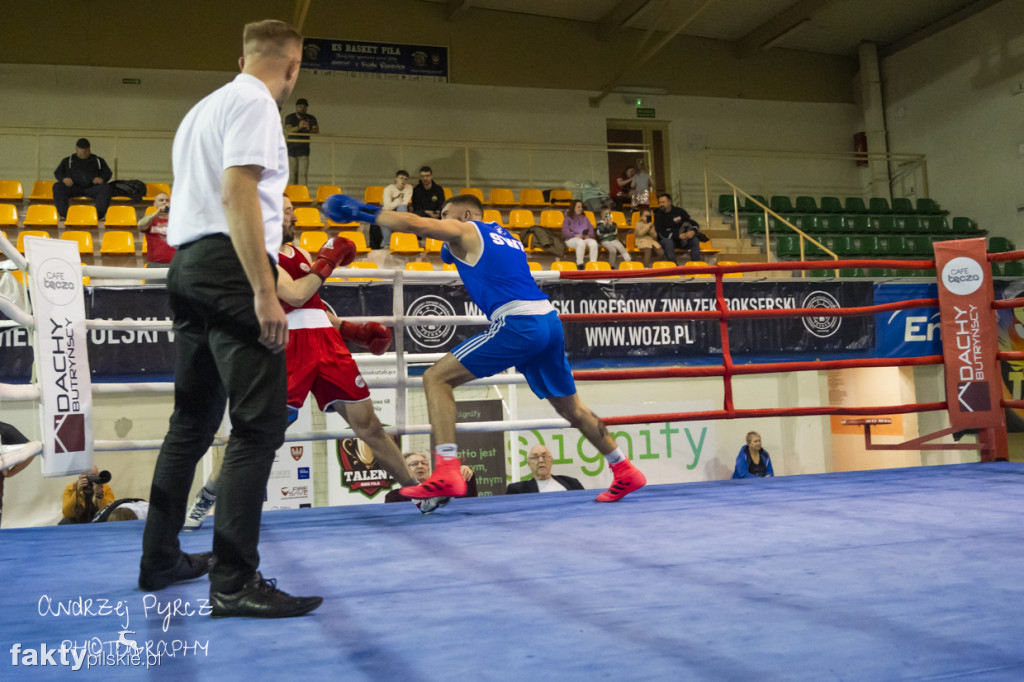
[{"xmin": 2, "ymin": 234, "xmax": 1024, "ymax": 680}]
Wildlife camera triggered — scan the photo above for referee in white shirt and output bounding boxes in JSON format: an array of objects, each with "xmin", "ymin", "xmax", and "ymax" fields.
[{"xmin": 139, "ymin": 20, "xmax": 321, "ymax": 619}]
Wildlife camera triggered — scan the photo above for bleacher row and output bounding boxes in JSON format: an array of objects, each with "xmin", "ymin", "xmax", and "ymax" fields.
[{"xmin": 720, "ymin": 192, "xmax": 1021, "ymax": 276}]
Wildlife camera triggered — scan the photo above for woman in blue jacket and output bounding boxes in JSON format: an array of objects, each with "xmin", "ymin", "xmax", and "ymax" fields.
[{"xmin": 732, "ymin": 431, "xmax": 774, "ymax": 478}]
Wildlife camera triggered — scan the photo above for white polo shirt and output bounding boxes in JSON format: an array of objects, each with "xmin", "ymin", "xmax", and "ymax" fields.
[{"xmin": 167, "ymin": 73, "xmax": 288, "ymax": 262}]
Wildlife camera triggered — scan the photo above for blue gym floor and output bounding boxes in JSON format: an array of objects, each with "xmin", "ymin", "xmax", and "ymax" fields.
[{"xmin": 4, "ymin": 462, "xmax": 1024, "ymax": 681}]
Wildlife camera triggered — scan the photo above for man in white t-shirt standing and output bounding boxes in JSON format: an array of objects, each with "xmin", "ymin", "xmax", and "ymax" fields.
[{"xmin": 139, "ymin": 19, "xmax": 322, "ymax": 620}]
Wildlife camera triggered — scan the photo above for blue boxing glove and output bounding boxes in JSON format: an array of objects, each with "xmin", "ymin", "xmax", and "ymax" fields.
[{"xmin": 323, "ymin": 194, "xmax": 381, "ymax": 224}]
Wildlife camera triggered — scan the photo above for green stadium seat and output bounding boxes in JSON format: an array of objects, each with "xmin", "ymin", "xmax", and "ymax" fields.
[
  {"xmin": 906, "ymin": 236, "xmax": 933, "ymax": 255},
  {"xmin": 915, "ymin": 198, "xmax": 945, "ymax": 215},
  {"xmin": 807, "ymin": 269, "xmax": 833, "ymax": 278},
  {"xmin": 818, "ymin": 214, "xmax": 847, "ymax": 232},
  {"xmin": 846, "ymin": 215, "xmax": 873, "ymax": 233},
  {"xmin": 819, "ymin": 197, "xmax": 843, "ymax": 213},
  {"xmin": 860, "ymin": 235, "xmax": 884, "ymax": 256},
  {"xmin": 806, "ymin": 238, "xmax": 829, "ymax": 257},
  {"xmin": 718, "ymin": 194, "xmax": 736, "ymax": 215},
  {"xmin": 795, "ymin": 196, "xmax": 819, "ymax": 213},
  {"xmin": 770, "ymin": 196, "xmax": 794, "ymax": 214},
  {"xmin": 988, "ymin": 237, "xmax": 1015, "ymax": 253},
  {"xmin": 1002, "ymin": 260, "xmax": 1024, "ymax": 277},
  {"xmin": 831, "ymin": 236, "xmax": 855, "ymax": 255},
  {"xmin": 844, "ymin": 197, "xmax": 867, "ymax": 213},
  {"xmin": 746, "ymin": 214, "xmax": 765, "ymax": 234},
  {"xmin": 875, "ymin": 216, "xmax": 901, "ymax": 233},
  {"xmin": 868, "ymin": 197, "xmax": 891, "ymax": 214},
  {"xmin": 867, "ymin": 268, "xmax": 895, "ymax": 278},
  {"xmin": 741, "ymin": 195, "xmax": 768, "ymax": 213},
  {"xmin": 776, "ymin": 235, "xmax": 800, "ymax": 258},
  {"xmin": 839, "ymin": 268, "xmax": 860, "ymax": 277},
  {"xmin": 884, "ymin": 235, "xmax": 908, "ymax": 257},
  {"xmin": 920, "ymin": 216, "xmax": 947, "ymax": 233},
  {"xmin": 891, "ymin": 198, "xmax": 915, "ymax": 214},
  {"xmin": 794, "ymin": 215, "xmax": 821, "ymax": 232},
  {"xmin": 952, "ymin": 217, "xmax": 977, "ymax": 234}
]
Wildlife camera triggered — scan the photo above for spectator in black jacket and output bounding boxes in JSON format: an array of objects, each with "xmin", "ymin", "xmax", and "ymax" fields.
[
  {"xmin": 654, "ymin": 193, "xmax": 702, "ymax": 264},
  {"xmin": 53, "ymin": 138, "xmax": 114, "ymax": 221},
  {"xmin": 506, "ymin": 445, "xmax": 583, "ymax": 494},
  {"xmin": 411, "ymin": 166, "xmax": 446, "ymax": 218}
]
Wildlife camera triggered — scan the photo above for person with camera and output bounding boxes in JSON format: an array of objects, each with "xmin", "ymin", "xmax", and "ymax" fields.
[
  {"xmin": 139, "ymin": 191, "xmax": 176, "ymax": 265},
  {"xmin": 60, "ymin": 466, "xmax": 115, "ymax": 525}
]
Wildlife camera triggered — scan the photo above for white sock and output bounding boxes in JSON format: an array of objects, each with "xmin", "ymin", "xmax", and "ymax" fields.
[
  {"xmin": 435, "ymin": 443, "xmax": 458, "ymax": 462},
  {"xmin": 603, "ymin": 448, "xmax": 625, "ymax": 466}
]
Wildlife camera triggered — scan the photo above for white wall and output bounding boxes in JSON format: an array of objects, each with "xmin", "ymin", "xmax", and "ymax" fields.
[
  {"xmin": 0, "ymin": 62, "xmax": 863, "ymax": 214},
  {"xmin": 883, "ymin": 0, "xmax": 1024, "ymax": 242}
]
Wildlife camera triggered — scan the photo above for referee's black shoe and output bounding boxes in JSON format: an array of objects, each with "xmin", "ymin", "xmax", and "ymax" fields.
[
  {"xmin": 210, "ymin": 572, "xmax": 322, "ymax": 619},
  {"xmin": 138, "ymin": 551, "xmax": 213, "ymax": 591}
]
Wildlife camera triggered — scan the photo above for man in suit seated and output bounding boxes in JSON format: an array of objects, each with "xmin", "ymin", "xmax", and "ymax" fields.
[{"xmin": 506, "ymin": 445, "xmax": 583, "ymax": 494}]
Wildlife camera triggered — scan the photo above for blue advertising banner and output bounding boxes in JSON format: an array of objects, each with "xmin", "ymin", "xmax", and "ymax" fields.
[{"xmin": 300, "ymin": 38, "xmax": 448, "ymax": 81}]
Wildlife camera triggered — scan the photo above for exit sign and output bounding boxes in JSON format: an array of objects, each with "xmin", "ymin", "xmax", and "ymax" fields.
[
  {"xmin": 122, "ymin": 78, "xmax": 141, "ymax": 85},
  {"xmin": 636, "ymin": 107, "xmax": 655, "ymax": 118}
]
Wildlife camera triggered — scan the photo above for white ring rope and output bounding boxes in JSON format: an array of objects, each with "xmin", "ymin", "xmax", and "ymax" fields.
[{"xmin": 3, "ymin": 250, "xmax": 578, "ymax": 461}]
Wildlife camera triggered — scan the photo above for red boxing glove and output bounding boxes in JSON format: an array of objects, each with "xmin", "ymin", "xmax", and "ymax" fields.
[
  {"xmin": 310, "ymin": 237, "xmax": 357, "ymax": 281},
  {"xmin": 340, "ymin": 321, "xmax": 393, "ymax": 355}
]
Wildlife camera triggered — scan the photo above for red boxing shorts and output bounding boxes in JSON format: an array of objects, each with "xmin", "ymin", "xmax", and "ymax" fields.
[{"xmin": 287, "ymin": 327, "xmax": 370, "ymax": 411}]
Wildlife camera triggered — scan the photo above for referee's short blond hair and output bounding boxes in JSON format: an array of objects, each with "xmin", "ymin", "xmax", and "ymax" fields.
[{"xmin": 243, "ymin": 20, "xmax": 303, "ymax": 58}]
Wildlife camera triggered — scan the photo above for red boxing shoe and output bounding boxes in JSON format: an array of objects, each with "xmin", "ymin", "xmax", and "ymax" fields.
[
  {"xmin": 596, "ymin": 459, "xmax": 647, "ymax": 502},
  {"xmin": 399, "ymin": 457, "xmax": 468, "ymax": 499}
]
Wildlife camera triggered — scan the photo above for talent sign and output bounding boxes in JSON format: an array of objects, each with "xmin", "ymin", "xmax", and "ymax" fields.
[
  {"xmin": 25, "ymin": 238, "xmax": 93, "ymax": 477},
  {"xmin": 933, "ymin": 239, "xmax": 1006, "ymax": 438}
]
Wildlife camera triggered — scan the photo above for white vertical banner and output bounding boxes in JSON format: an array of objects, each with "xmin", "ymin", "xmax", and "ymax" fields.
[
  {"xmin": 265, "ymin": 401, "xmax": 314, "ymax": 510},
  {"xmin": 326, "ymin": 364, "xmax": 398, "ymax": 506},
  {"xmin": 25, "ymin": 237, "xmax": 93, "ymax": 477}
]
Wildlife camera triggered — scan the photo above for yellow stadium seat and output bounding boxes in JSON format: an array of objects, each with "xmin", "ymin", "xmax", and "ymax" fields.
[
  {"xmin": 424, "ymin": 238, "xmax": 444, "ymax": 253},
  {"xmin": 524, "ymin": 234, "xmax": 546, "ymax": 254},
  {"xmin": 24, "ymin": 204, "xmax": 59, "ymax": 227},
  {"xmin": 551, "ymin": 261, "xmax": 577, "ymax": 271},
  {"xmin": 652, "ymin": 261, "xmax": 677, "ymax": 269},
  {"xmin": 61, "ymin": 230, "xmax": 94, "ymax": 256},
  {"xmin": 28, "ymin": 181, "xmax": 54, "ymax": 202},
  {"xmin": 65, "ymin": 205, "xmax": 98, "ymax": 228},
  {"xmin": 610, "ymin": 211, "xmax": 627, "ymax": 226},
  {"xmin": 294, "ymin": 207, "xmax": 324, "ymax": 229},
  {"xmin": 520, "ymin": 189, "xmax": 546, "ymax": 207},
  {"xmin": 483, "ymin": 209, "xmax": 507, "ymax": 227},
  {"xmin": 316, "ymin": 185, "xmax": 342, "ymax": 205},
  {"xmin": 285, "ymin": 185, "xmax": 313, "ymax": 205},
  {"xmin": 0, "ymin": 181, "xmax": 24, "ymax": 202},
  {"xmin": 624, "ymin": 233, "xmax": 641, "ymax": 253},
  {"xmin": 104, "ymin": 205, "xmax": 138, "ymax": 227},
  {"xmin": 584, "ymin": 210, "xmax": 596, "ymax": 225},
  {"xmin": 443, "ymin": 187, "xmax": 453, "ymax": 200},
  {"xmin": 338, "ymin": 230, "xmax": 370, "ymax": 254},
  {"xmin": 488, "ymin": 188, "xmax": 516, "ymax": 207},
  {"xmin": 527, "ymin": 261, "xmax": 542, "ymax": 271},
  {"xmin": 17, "ymin": 230, "xmax": 50, "ymax": 253},
  {"xmin": 390, "ymin": 232, "xmax": 423, "ymax": 255},
  {"xmin": 0, "ymin": 204, "xmax": 18, "ymax": 227},
  {"xmin": 143, "ymin": 183, "xmax": 171, "ymax": 201},
  {"xmin": 460, "ymin": 188, "xmax": 485, "ymax": 203},
  {"xmin": 584, "ymin": 261, "xmax": 612, "ymax": 271},
  {"xmin": 100, "ymin": 231, "xmax": 136, "ymax": 255},
  {"xmin": 507, "ymin": 209, "xmax": 535, "ymax": 230},
  {"xmin": 406, "ymin": 261, "xmax": 434, "ymax": 271},
  {"xmin": 539, "ymin": 210, "xmax": 563, "ymax": 230},
  {"xmin": 631, "ymin": 211, "xmax": 642, "ymax": 227},
  {"xmin": 442, "ymin": 262, "xmax": 458, "ymax": 272},
  {"xmin": 700, "ymin": 239, "xmax": 722, "ymax": 255},
  {"xmin": 346, "ymin": 260, "xmax": 380, "ymax": 282},
  {"xmin": 364, "ymin": 186, "xmax": 385, "ymax": 205},
  {"xmin": 143, "ymin": 206, "xmax": 157, "ymax": 217},
  {"xmin": 328, "ymin": 218, "xmax": 361, "ymax": 229},
  {"xmin": 618, "ymin": 261, "xmax": 644, "ymax": 270},
  {"xmin": 717, "ymin": 260, "xmax": 742, "ymax": 278},
  {"xmin": 299, "ymin": 230, "xmax": 329, "ymax": 253},
  {"xmin": 549, "ymin": 189, "xmax": 573, "ymax": 207},
  {"xmin": 683, "ymin": 261, "xmax": 712, "ymax": 278}
]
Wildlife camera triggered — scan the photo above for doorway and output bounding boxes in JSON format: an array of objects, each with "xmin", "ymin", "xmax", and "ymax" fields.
[{"xmin": 606, "ymin": 121, "xmax": 671, "ymax": 211}]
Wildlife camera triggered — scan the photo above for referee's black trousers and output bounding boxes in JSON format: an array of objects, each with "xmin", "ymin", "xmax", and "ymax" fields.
[{"xmin": 140, "ymin": 235, "xmax": 287, "ymax": 594}]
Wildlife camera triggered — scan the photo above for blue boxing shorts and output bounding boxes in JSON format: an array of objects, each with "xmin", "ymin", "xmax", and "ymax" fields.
[{"xmin": 451, "ymin": 311, "xmax": 576, "ymax": 399}]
